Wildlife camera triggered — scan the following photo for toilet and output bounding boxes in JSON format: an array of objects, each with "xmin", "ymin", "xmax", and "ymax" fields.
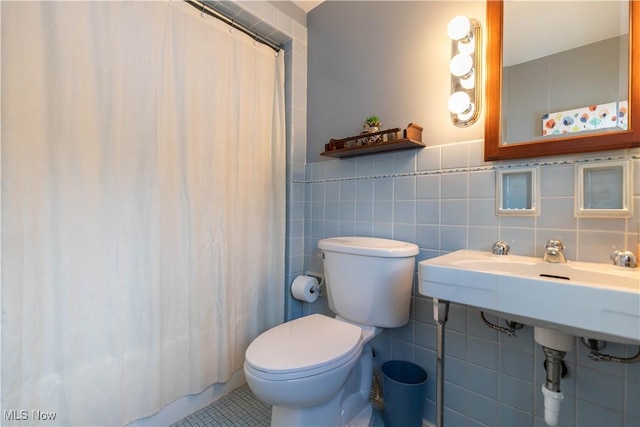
[{"xmin": 244, "ymin": 236, "xmax": 419, "ymax": 427}]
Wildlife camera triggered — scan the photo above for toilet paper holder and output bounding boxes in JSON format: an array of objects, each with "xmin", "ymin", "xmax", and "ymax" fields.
[{"xmin": 305, "ymin": 271, "xmax": 326, "ymax": 297}]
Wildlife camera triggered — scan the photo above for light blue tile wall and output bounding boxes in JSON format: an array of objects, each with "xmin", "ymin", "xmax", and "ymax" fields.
[
  {"xmin": 221, "ymin": 0, "xmax": 309, "ymax": 323},
  {"xmin": 293, "ymin": 140, "xmax": 640, "ymax": 427},
  {"xmin": 205, "ymin": 0, "xmax": 309, "ymax": 323}
]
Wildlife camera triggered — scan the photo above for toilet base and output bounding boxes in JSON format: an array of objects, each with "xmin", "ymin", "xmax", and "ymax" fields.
[
  {"xmin": 271, "ymin": 391, "xmax": 343, "ymax": 426},
  {"xmin": 345, "ymin": 403, "xmax": 374, "ymax": 427},
  {"xmin": 268, "ymin": 344, "xmax": 375, "ymax": 427},
  {"xmin": 270, "ymin": 393, "xmax": 374, "ymax": 427}
]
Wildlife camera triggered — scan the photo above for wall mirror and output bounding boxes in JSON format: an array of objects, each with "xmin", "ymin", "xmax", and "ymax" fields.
[{"xmin": 485, "ymin": 0, "xmax": 640, "ymax": 161}]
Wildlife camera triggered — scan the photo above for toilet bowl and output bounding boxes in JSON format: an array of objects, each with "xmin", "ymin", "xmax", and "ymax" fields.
[
  {"xmin": 244, "ymin": 314, "xmax": 369, "ymax": 426},
  {"xmin": 244, "ymin": 237, "xmax": 419, "ymax": 427}
]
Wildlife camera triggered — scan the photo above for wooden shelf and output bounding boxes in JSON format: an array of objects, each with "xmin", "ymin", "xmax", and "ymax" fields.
[
  {"xmin": 320, "ymin": 137, "xmax": 425, "ymax": 158},
  {"xmin": 320, "ymin": 123, "xmax": 424, "ymax": 159}
]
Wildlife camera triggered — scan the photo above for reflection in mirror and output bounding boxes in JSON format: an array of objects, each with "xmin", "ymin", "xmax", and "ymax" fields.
[
  {"xmin": 502, "ymin": 1, "xmax": 628, "ymax": 145},
  {"xmin": 484, "ymin": 1, "xmax": 640, "ymax": 161}
]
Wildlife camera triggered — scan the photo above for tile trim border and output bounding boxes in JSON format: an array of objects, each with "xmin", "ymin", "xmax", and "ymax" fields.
[{"xmin": 294, "ymin": 154, "xmax": 640, "ymax": 184}]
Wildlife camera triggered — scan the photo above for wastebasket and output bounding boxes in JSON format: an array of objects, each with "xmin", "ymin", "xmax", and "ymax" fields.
[{"xmin": 381, "ymin": 360, "xmax": 428, "ymax": 427}]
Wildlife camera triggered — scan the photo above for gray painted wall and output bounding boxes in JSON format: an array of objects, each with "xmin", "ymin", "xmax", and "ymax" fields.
[
  {"xmin": 503, "ymin": 36, "xmax": 628, "ymax": 143},
  {"xmin": 307, "ymin": 1, "xmax": 485, "ymax": 162}
]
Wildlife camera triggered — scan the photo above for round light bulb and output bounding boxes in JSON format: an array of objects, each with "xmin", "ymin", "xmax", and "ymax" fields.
[
  {"xmin": 457, "ymin": 102, "xmax": 476, "ymax": 121},
  {"xmin": 457, "ymin": 38, "xmax": 475, "ymax": 55},
  {"xmin": 461, "ymin": 71, "xmax": 475, "ymax": 89},
  {"xmin": 447, "ymin": 15, "xmax": 471, "ymax": 41},
  {"xmin": 449, "ymin": 54, "xmax": 473, "ymax": 77},
  {"xmin": 447, "ymin": 91, "xmax": 471, "ymax": 115}
]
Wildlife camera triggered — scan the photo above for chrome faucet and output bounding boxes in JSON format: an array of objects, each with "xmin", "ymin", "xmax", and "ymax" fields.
[
  {"xmin": 543, "ymin": 239, "xmax": 567, "ymax": 263},
  {"xmin": 610, "ymin": 249, "xmax": 638, "ymax": 268},
  {"xmin": 491, "ymin": 241, "xmax": 510, "ymax": 255}
]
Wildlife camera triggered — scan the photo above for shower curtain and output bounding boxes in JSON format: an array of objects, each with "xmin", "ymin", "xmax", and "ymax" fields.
[{"xmin": 1, "ymin": 1, "xmax": 285, "ymax": 425}]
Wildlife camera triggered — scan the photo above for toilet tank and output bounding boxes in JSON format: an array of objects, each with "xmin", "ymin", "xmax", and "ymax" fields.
[{"xmin": 318, "ymin": 237, "xmax": 419, "ymax": 328}]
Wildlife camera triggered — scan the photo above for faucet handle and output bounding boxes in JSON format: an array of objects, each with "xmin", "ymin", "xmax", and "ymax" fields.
[
  {"xmin": 491, "ymin": 241, "xmax": 510, "ymax": 255},
  {"xmin": 610, "ymin": 249, "xmax": 638, "ymax": 268},
  {"xmin": 545, "ymin": 239, "xmax": 564, "ymax": 253},
  {"xmin": 544, "ymin": 239, "xmax": 567, "ymax": 263}
]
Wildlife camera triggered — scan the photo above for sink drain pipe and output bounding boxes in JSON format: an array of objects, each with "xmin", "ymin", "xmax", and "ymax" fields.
[
  {"xmin": 433, "ymin": 298, "xmax": 450, "ymax": 427},
  {"xmin": 534, "ymin": 328, "xmax": 575, "ymax": 427},
  {"xmin": 541, "ymin": 346, "xmax": 566, "ymax": 427}
]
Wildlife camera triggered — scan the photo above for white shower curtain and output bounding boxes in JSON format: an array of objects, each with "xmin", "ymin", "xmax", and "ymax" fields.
[{"xmin": 1, "ymin": 1, "xmax": 285, "ymax": 425}]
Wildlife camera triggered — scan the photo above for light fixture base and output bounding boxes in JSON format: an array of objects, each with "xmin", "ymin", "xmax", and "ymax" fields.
[{"xmin": 447, "ymin": 17, "xmax": 482, "ymax": 127}]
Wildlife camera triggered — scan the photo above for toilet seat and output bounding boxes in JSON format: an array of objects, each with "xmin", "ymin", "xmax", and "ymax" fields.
[{"xmin": 245, "ymin": 314, "xmax": 363, "ymax": 381}]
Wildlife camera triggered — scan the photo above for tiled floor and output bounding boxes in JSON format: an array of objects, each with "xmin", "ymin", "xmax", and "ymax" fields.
[
  {"xmin": 171, "ymin": 384, "xmax": 271, "ymax": 427},
  {"xmin": 171, "ymin": 383, "xmax": 387, "ymax": 427}
]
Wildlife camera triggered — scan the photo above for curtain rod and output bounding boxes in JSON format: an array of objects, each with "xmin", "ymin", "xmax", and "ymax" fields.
[{"xmin": 184, "ymin": 0, "xmax": 284, "ymax": 52}]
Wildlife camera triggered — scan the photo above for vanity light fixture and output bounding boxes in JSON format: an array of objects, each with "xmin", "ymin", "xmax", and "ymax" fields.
[{"xmin": 447, "ymin": 15, "xmax": 482, "ymax": 127}]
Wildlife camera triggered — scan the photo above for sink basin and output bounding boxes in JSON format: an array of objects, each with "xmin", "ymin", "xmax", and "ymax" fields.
[{"xmin": 418, "ymin": 250, "xmax": 640, "ymax": 344}]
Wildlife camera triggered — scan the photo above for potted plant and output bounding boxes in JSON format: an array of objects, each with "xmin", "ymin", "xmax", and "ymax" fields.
[
  {"xmin": 363, "ymin": 115, "xmax": 381, "ymax": 133},
  {"xmin": 362, "ymin": 115, "xmax": 383, "ymax": 143}
]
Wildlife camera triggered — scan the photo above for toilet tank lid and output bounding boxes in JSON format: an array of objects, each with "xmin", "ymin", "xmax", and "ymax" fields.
[{"xmin": 318, "ymin": 237, "xmax": 419, "ymax": 257}]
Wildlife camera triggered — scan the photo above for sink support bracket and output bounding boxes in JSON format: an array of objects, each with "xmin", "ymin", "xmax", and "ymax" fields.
[{"xmin": 433, "ymin": 298, "xmax": 450, "ymax": 427}]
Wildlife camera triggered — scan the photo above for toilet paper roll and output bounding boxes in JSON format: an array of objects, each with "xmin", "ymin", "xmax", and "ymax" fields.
[{"xmin": 291, "ymin": 275, "xmax": 318, "ymax": 303}]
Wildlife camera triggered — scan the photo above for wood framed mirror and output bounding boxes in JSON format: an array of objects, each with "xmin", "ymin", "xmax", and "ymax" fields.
[{"xmin": 484, "ymin": 0, "xmax": 640, "ymax": 161}]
